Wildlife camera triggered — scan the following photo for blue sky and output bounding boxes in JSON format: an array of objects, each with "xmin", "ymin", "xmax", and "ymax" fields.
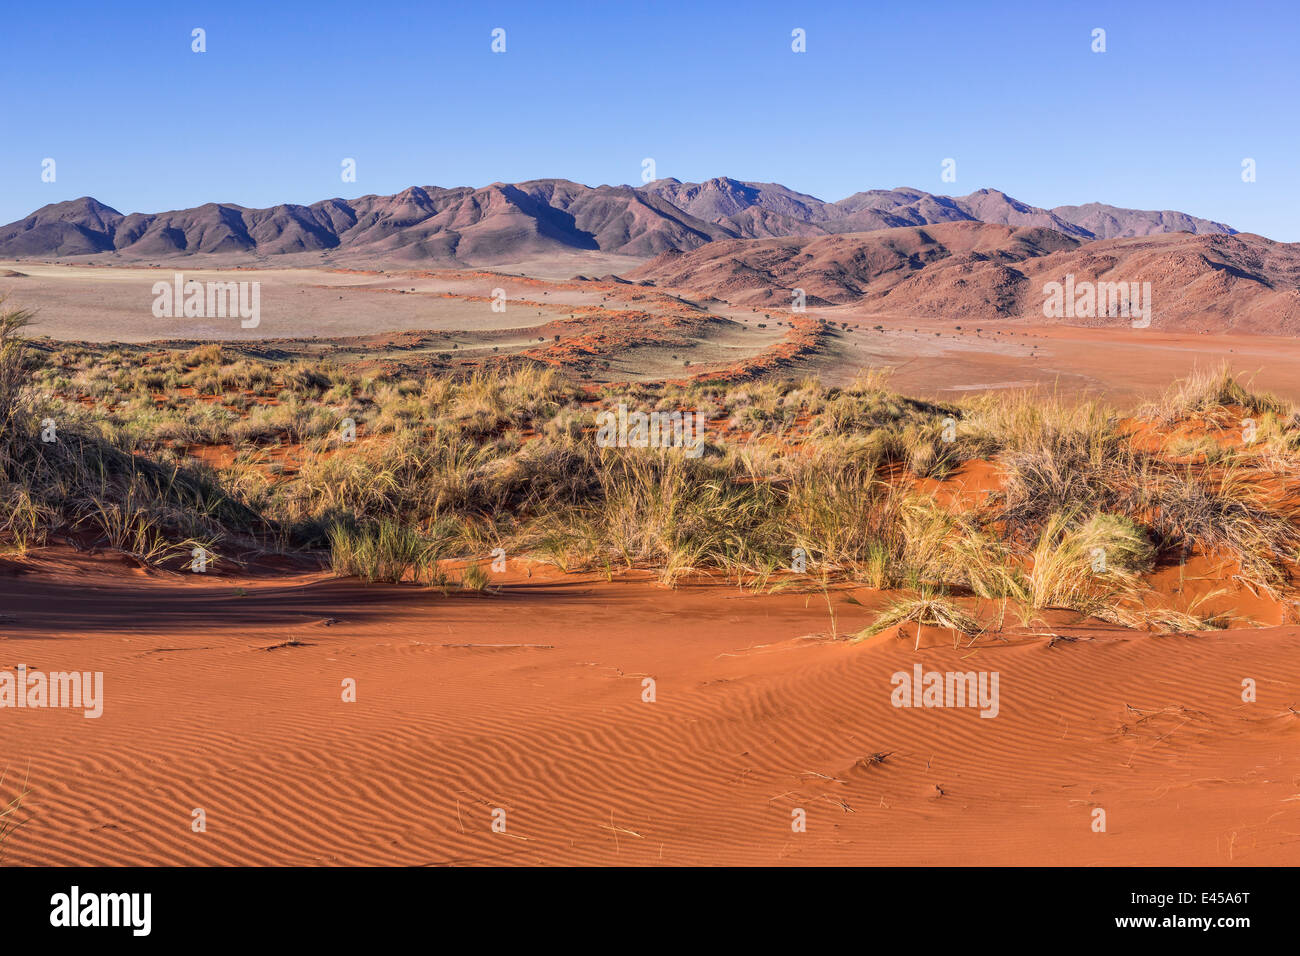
[{"xmin": 2, "ymin": 0, "xmax": 1297, "ymax": 238}]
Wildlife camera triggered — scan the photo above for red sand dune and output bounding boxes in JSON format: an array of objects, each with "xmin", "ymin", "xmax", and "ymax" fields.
[{"xmin": 4, "ymin": 549, "xmax": 1299, "ymax": 866}]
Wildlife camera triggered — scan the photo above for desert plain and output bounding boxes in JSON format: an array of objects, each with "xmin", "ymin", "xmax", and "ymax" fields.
[{"xmin": 4, "ymin": 184, "xmax": 1300, "ymax": 867}]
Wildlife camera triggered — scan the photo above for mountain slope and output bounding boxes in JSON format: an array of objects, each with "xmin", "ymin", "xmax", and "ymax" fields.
[
  {"xmin": 627, "ymin": 222, "xmax": 1083, "ymax": 307},
  {"xmin": 0, "ymin": 181, "xmax": 729, "ymax": 265},
  {"xmin": 629, "ymin": 223, "xmax": 1300, "ymax": 332},
  {"xmin": 644, "ymin": 180, "xmax": 1236, "ymax": 241},
  {"xmin": 0, "ymin": 178, "xmax": 1238, "ymax": 265}
]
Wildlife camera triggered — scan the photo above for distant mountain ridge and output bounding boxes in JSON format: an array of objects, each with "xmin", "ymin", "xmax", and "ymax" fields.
[
  {"xmin": 626, "ymin": 221, "xmax": 1300, "ymax": 333},
  {"xmin": 640, "ymin": 178, "xmax": 1237, "ymax": 241},
  {"xmin": 0, "ymin": 178, "xmax": 1238, "ymax": 266}
]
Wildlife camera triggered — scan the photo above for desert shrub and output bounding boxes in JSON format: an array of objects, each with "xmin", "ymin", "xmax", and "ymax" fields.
[
  {"xmin": 0, "ymin": 300, "xmax": 37, "ymax": 470},
  {"xmin": 993, "ymin": 404, "xmax": 1138, "ymax": 540},
  {"xmin": 183, "ymin": 344, "xmax": 224, "ymax": 366},
  {"xmin": 1026, "ymin": 512, "xmax": 1147, "ymax": 616},
  {"xmin": 895, "ymin": 499, "xmax": 1024, "ymax": 599},
  {"xmin": 0, "ymin": 314, "xmax": 266, "ymax": 563},
  {"xmin": 1140, "ymin": 362, "xmax": 1290, "ymax": 425},
  {"xmin": 853, "ymin": 588, "xmax": 981, "ymax": 646},
  {"xmin": 1144, "ymin": 465, "xmax": 1300, "ymax": 594},
  {"xmin": 327, "ymin": 518, "xmax": 440, "ymax": 584},
  {"xmin": 784, "ymin": 452, "xmax": 903, "ymax": 577}
]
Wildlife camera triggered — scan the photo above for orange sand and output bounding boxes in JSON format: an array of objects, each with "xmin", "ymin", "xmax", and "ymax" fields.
[{"xmin": 3, "ymin": 550, "xmax": 1298, "ymax": 866}]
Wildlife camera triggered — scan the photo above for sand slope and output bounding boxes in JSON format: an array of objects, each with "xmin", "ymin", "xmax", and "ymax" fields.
[{"xmin": 2, "ymin": 551, "xmax": 1298, "ymax": 866}]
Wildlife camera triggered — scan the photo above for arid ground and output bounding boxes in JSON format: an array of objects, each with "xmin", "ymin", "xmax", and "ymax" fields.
[
  {"xmin": 9, "ymin": 260, "xmax": 1300, "ymax": 402},
  {"xmin": 3, "ymin": 260, "xmax": 1300, "ymax": 867},
  {"xmin": 4, "ymin": 552, "xmax": 1300, "ymax": 866}
]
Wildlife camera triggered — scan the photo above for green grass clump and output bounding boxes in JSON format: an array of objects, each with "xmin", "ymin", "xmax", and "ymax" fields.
[{"xmin": 327, "ymin": 519, "xmax": 440, "ymax": 585}]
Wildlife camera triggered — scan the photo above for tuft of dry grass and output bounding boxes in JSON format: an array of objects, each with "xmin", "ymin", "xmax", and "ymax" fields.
[
  {"xmin": 327, "ymin": 519, "xmax": 443, "ymax": 585},
  {"xmin": 1145, "ymin": 464, "xmax": 1300, "ymax": 597},
  {"xmin": 1140, "ymin": 362, "xmax": 1291, "ymax": 426},
  {"xmin": 852, "ymin": 589, "xmax": 981, "ymax": 648},
  {"xmin": 1025, "ymin": 512, "xmax": 1148, "ymax": 617},
  {"xmin": 0, "ymin": 765, "xmax": 31, "ymax": 861}
]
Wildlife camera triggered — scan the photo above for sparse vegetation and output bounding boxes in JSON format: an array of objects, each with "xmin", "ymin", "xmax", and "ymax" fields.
[
  {"xmin": 5, "ymin": 313, "xmax": 1299, "ymax": 637},
  {"xmin": 852, "ymin": 589, "xmax": 982, "ymax": 647},
  {"xmin": 0, "ymin": 765, "xmax": 31, "ymax": 861},
  {"xmin": 1140, "ymin": 362, "xmax": 1289, "ymax": 426}
]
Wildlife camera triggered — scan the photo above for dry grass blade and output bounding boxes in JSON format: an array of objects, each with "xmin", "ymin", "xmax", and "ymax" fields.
[{"xmin": 853, "ymin": 590, "xmax": 981, "ymax": 648}]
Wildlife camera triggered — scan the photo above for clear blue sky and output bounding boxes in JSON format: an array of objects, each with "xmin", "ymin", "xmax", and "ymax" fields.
[{"xmin": 2, "ymin": 0, "xmax": 1297, "ymax": 239}]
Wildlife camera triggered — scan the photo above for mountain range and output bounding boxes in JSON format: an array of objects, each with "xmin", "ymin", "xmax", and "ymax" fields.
[
  {"xmin": 627, "ymin": 221, "xmax": 1300, "ymax": 333},
  {"xmin": 0, "ymin": 177, "xmax": 1238, "ymax": 266}
]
